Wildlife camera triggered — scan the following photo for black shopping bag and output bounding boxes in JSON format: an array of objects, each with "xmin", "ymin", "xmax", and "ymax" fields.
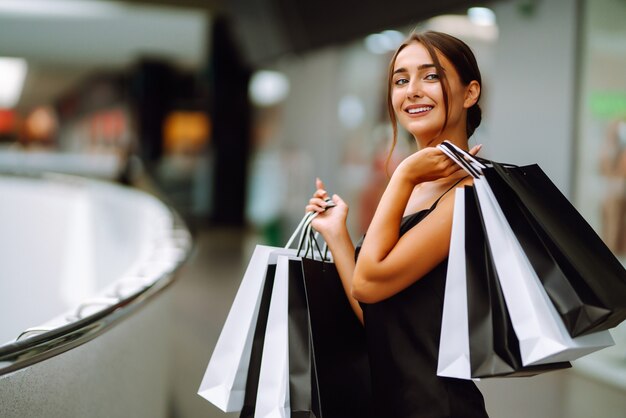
[
  {"xmin": 484, "ymin": 162, "xmax": 626, "ymax": 337},
  {"xmin": 239, "ymin": 265, "xmax": 276, "ymax": 418},
  {"xmin": 301, "ymin": 257, "xmax": 375, "ymax": 418},
  {"xmin": 288, "ymin": 258, "xmax": 322, "ymax": 418},
  {"xmin": 465, "ymin": 186, "xmax": 571, "ymax": 378}
]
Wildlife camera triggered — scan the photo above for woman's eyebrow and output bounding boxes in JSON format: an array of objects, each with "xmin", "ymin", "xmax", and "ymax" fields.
[{"xmin": 393, "ymin": 63, "xmax": 437, "ymax": 75}]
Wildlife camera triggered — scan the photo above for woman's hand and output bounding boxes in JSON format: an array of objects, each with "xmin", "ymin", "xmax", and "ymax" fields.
[
  {"xmin": 305, "ymin": 178, "xmax": 362, "ymax": 323},
  {"xmin": 305, "ymin": 178, "xmax": 349, "ymax": 239},
  {"xmin": 395, "ymin": 144, "xmax": 482, "ymax": 185}
]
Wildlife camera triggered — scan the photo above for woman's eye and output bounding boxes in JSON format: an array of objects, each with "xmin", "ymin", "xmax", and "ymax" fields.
[
  {"xmin": 394, "ymin": 78, "xmax": 409, "ymax": 86},
  {"xmin": 425, "ymin": 73, "xmax": 439, "ymax": 81}
]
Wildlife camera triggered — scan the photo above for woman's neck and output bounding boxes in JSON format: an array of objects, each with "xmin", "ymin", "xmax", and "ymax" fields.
[{"xmin": 416, "ymin": 136, "xmax": 469, "ymax": 151}]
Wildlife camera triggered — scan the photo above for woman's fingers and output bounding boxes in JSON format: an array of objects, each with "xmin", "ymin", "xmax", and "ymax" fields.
[
  {"xmin": 309, "ymin": 197, "xmax": 328, "ymax": 206},
  {"xmin": 306, "ymin": 203, "xmax": 325, "ymax": 213},
  {"xmin": 306, "ymin": 197, "xmax": 328, "ymax": 213},
  {"xmin": 444, "ymin": 160, "xmax": 461, "ymax": 177},
  {"xmin": 306, "ymin": 205, "xmax": 324, "ymax": 213},
  {"xmin": 314, "ymin": 189, "xmax": 328, "ymax": 199},
  {"xmin": 469, "ymin": 144, "xmax": 482, "ymax": 156},
  {"xmin": 331, "ymin": 194, "xmax": 345, "ymax": 205},
  {"xmin": 313, "ymin": 177, "xmax": 329, "ymax": 199}
]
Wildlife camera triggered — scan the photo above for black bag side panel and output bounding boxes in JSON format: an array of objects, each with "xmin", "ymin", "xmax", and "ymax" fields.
[
  {"xmin": 302, "ymin": 257, "xmax": 375, "ymax": 418},
  {"xmin": 484, "ymin": 166, "xmax": 612, "ymax": 336},
  {"xmin": 239, "ymin": 265, "xmax": 276, "ymax": 418},
  {"xmin": 485, "ymin": 164, "xmax": 626, "ymax": 337},
  {"xmin": 465, "ymin": 186, "xmax": 515, "ymax": 377},
  {"xmin": 494, "ymin": 163, "xmax": 626, "ymax": 304},
  {"xmin": 467, "ymin": 186, "xmax": 572, "ymax": 378},
  {"xmin": 288, "ymin": 258, "xmax": 320, "ymax": 418}
]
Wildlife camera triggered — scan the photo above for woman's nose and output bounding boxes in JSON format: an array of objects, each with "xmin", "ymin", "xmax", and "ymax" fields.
[{"xmin": 406, "ymin": 80, "xmax": 423, "ymax": 98}]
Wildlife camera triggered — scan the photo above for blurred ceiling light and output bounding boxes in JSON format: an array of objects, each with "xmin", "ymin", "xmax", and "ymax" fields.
[
  {"xmin": 365, "ymin": 30, "xmax": 405, "ymax": 54},
  {"xmin": 0, "ymin": 0, "xmax": 125, "ymax": 18},
  {"xmin": 249, "ymin": 70, "xmax": 290, "ymax": 107},
  {"xmin": 427, "ymin": 14, "xmax": 498, "ymax": 42},
  {"xmin": 382, "ymin": 30, "xmax": 406, "ymax": 47},
  {"xmin": 338, "ymin": 95, "xmax": 365, "ymax": 129},
  {"xmin": 467, "ymin": 7, "xmax": 496, "ymax": 26},
  {"xmin": 365, "ymin": 34, "xmax": 389, "ymax": 54},
  {"xmin": 0, "ymin": 57, "xmax": 28, "ymax": 108}
]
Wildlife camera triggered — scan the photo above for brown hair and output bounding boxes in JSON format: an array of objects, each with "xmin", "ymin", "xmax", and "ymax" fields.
[{"xmin": 386, "ymin": 31, "xmax": 482, "ymax": 169}]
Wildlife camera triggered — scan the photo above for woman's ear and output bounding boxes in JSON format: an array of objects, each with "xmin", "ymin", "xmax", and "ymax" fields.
[{"xmin": 463, "ymin": 81, "xmax": 481, "ymax": 108}]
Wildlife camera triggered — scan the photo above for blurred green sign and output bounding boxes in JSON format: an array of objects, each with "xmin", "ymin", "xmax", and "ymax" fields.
[{"xmin": 590, "ymin": 92, "xmax": 626, "ymax": 118}]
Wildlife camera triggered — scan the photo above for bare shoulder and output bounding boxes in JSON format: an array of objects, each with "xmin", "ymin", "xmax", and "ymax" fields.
[
  {"xmin": 431, "ymin": 175, "xmax": 474, "ymax": 215},
  {"xmin": 457, "ymin": 175, "xmax": 475, "ymax": 188}
]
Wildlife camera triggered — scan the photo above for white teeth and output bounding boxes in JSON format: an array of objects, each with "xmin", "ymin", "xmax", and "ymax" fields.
[{"xmin": 407, "ymin": 106, "xmax": 432, "ymax": 114}]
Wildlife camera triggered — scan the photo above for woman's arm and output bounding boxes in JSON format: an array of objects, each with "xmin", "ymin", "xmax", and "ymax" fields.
[
  {"xmin": 322, "ymin": 222, "xmax": 362, "ymax": 323},
  {"xmin": 352, "ymin": 190, "xmax": 462, "ymax": 302},
  {"xmin": 352, "ymin": 147, "xmax": 474, "ymax": 303},
  {"xmin": 307, "ymin": 179, "xmax": 363, "ymax": 323}
]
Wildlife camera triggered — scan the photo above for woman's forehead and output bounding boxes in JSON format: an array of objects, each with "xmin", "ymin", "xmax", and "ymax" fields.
[{"xmin": 394, "ymin": 42, "xmax": 450, "ymax": 70}]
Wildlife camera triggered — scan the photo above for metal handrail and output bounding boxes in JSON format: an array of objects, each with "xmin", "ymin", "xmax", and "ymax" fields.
[{"xmin": 0, "ymin": 173, "xmax": 194, "ymax": 377}]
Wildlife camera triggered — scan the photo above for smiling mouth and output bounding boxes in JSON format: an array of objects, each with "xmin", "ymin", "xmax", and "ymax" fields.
[{"xmin": 406, "ymin": 106, "xmax": 433, "ymax": 114}]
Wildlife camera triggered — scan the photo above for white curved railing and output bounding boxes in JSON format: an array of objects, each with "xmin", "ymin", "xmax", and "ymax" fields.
[{"xmin": 0, "ymin": 174, "xmax": 192, "ymax": 418}]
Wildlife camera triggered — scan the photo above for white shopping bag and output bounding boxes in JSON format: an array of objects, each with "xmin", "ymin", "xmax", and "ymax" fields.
[
  {"xmin": 473, "ymin": 177, "xmax": 614, "ymax": 365},
  {"xmin": 254, "ymin": 254, "xmax": 292, "ymax": 418},
  {"xmin": 197, "ymin": 213, "xmax": 316, "ymax": 412},
  {"xmin": 197, "ymin": 245, "xmax": 297, "ymax": 411},
  {"xmin": 437, "ymin": 188, "xmax": 472, "ymax": 379}
]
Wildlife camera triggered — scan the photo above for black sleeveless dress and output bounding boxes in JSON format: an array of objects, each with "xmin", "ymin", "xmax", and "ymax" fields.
[{"xmin": 356, "ymin": 182, "xmax": 489, "ymax": 418}]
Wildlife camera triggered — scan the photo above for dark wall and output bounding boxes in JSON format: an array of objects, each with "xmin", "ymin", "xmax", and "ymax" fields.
[{"xmin": 207, "ymin": 17, "xmax": 252, "ymax": 225}]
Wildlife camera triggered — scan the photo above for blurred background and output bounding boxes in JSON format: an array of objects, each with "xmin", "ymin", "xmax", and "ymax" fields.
[{"xmin": 1, "ymin": 0, "xmax": 626, "ymax": 417}]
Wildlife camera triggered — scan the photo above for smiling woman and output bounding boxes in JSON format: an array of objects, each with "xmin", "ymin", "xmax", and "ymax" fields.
[
  {"xmin": 388, "ymin": 32, "xmax": 482, "ymax": 150},
  {"xmin": 305, "ymin": 31, "xmax": 488, "ymax": 418}
]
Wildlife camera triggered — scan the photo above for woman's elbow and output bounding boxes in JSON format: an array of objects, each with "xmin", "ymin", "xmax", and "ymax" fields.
[{"xmin": 351, "ymin": 275, "xmax": 383, "ymax": 304}]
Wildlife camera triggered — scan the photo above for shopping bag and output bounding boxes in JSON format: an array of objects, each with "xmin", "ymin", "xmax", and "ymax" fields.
[
  {"xmin": 255, "ymin": 253, "xmax": 324, "ymax": 418},
  {"xmin": 484, "ymin": 162, "xmax": 626, "ymax": 336},
  {"xmin": 302, "ymin": 257, "xmax": 374, "ymax": 417},
  {"xmin": 437, "ymin": 188, "xmax": 471, "ymax": 378},
  {"xmin": 438, "ymin": 142, "xmax": 614, "ymax": 366},
  {"xmin": 438, "ymin": 187, "xmax": 570, "ymax": 379},
  {"xmin": 475, "ymin": 175, "xmax": 614, "ymax": 365},
  {"xmin": 464, "ymin": 186, "xmax": 571, "ymax": 378},
  {"xmin": 197, "ymin": 246, "xmax": 291, "ymax": 411},
  {"xmin": 198, "ymin": 213, "xmax": 315, "ymax": 412},
  {"xmin": 287, "ymin": 257, "xmax": 322, "ymax": 418},
  {"xmin": 440, "ymin": 140, "xmax": 626, "ymax": 337},
  {"xmin": 255, "ymin": 255, "xmax": 292, "ymax": 418}
]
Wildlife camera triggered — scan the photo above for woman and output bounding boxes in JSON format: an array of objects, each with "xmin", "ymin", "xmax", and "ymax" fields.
[{"xmin": 306, "ymin": 31, "xmax": 489, "ymax": 417}]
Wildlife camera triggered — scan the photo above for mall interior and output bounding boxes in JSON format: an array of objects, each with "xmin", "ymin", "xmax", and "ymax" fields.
[{"xmin": 1, "ymin": 0, "xmax": 626, "ymax": 417}]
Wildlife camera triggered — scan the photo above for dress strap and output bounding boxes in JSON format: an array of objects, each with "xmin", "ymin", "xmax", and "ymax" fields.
[{"xmin": 427, "ymin": 175, "xmax": 469, "ymax": 211}]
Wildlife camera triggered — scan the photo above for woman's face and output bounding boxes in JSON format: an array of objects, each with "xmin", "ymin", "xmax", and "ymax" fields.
[{"xmin": 391, "ymin": 42, "xmax": 474, "ymax": 146}]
